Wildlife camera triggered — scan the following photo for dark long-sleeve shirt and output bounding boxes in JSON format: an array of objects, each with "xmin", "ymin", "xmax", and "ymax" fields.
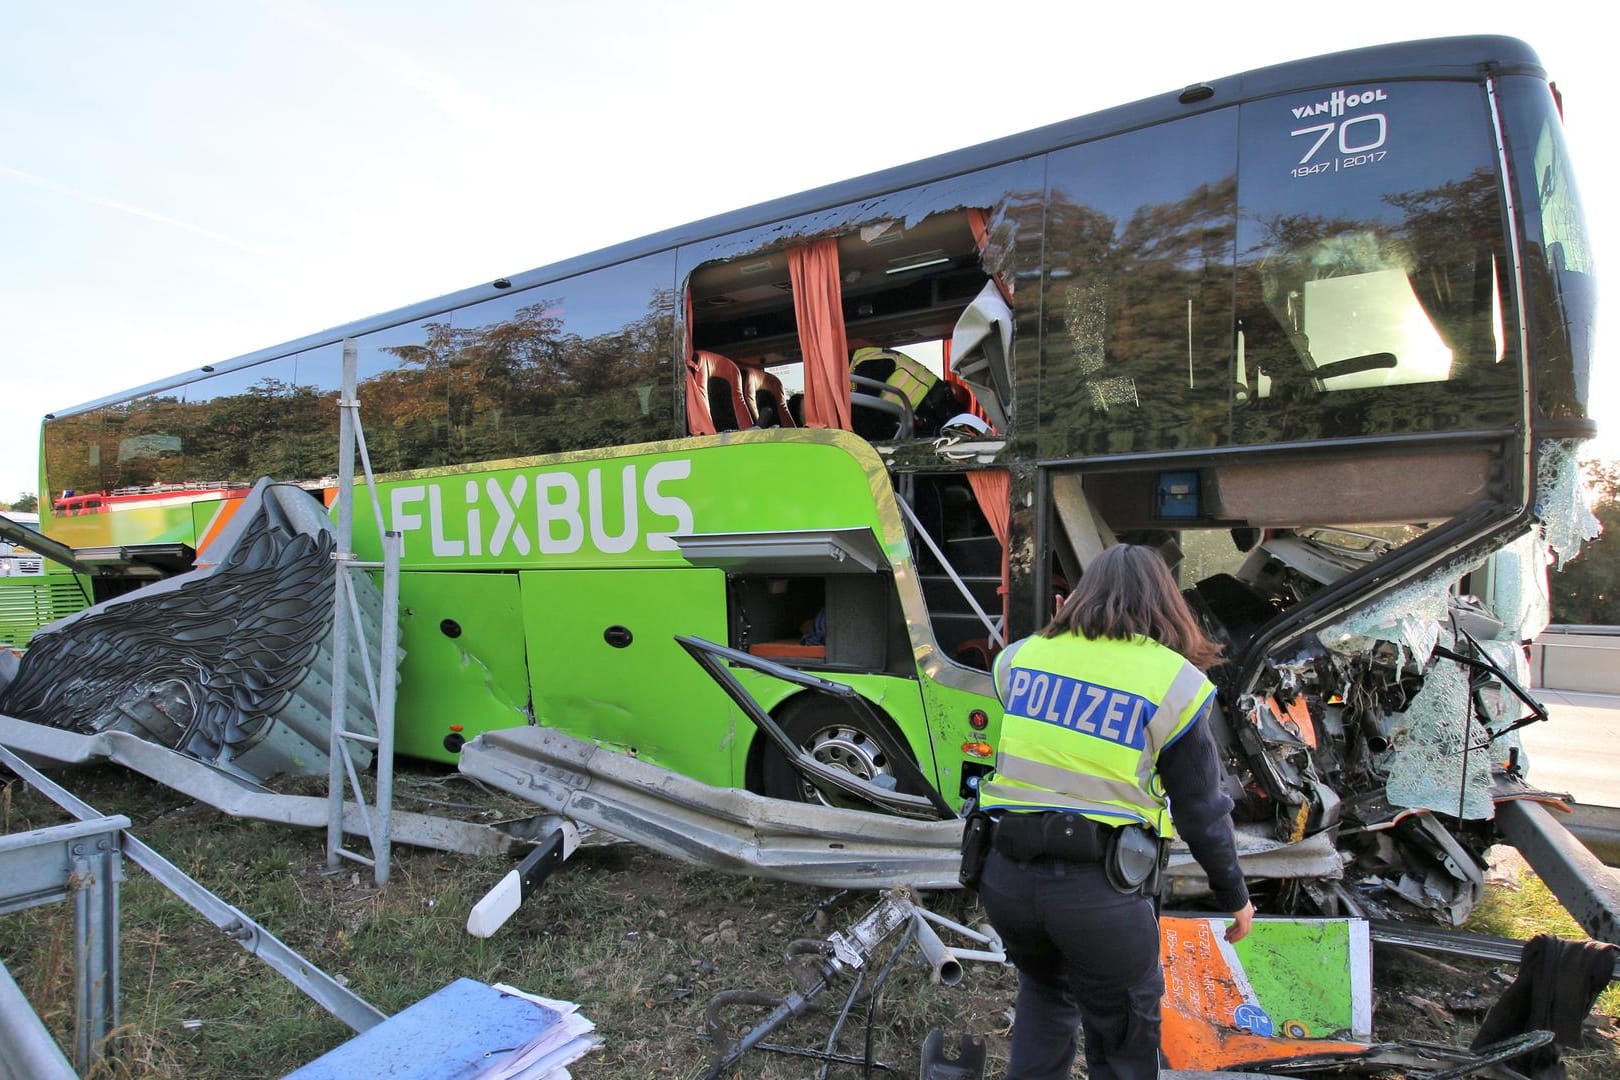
[{"xmin": 1158, "ymin": 709, "xmax": 1250, "ymax": 912}]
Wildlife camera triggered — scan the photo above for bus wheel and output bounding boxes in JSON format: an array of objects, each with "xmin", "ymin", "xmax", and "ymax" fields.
[{"xmin": 760, "ymin": 697, "xmax": 919, "ymax": 808}]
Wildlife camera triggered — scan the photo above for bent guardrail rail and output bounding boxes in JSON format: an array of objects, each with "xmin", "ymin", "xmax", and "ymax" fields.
[{"xmin": 1532, "ymin": 625, "xmax": 1620, "ymax": 694}]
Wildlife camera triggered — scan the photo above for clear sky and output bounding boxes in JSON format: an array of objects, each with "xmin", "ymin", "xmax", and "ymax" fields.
[{"xmin": 2, "ymin": 2, "xmax": 1612, "ymax": 503}]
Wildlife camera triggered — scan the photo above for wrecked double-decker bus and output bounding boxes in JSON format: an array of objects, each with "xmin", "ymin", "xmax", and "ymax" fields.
[{"xmin": 7, "ymin": 36, "xmax": 1597, "ymax": 929}]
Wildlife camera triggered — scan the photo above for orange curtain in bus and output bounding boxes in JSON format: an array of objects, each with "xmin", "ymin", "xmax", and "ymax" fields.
[
  {"xmin": 788, "ymin": 238, "xmax": 852, "ymax": 431},
  {"xmin": 683, "ymin": 290, "xmax": 717, "ymax": 435},
  {"xmin": 967, "ymin": 468, "xmax": 1011, "ymax": 640}
]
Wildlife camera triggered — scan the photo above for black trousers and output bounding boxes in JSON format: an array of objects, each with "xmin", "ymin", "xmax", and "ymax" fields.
[{"xmin": 978, "ymin": 848, "xmax": 1162, "ymax": 1080}]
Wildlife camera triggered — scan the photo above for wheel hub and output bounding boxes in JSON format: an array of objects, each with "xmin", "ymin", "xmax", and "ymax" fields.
[{"xmin": 798, "ymin": 724, "xmax": 894, "ymax": 803}]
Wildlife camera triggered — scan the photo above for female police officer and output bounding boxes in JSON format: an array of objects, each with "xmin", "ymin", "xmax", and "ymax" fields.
[{"xmin": 975, "ymin": 543, "xmax": 1253, "ymax": 1080}]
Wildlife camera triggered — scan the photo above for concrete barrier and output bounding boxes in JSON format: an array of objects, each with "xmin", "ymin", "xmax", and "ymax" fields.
[{"xmin": 1532, "ymin": 626, "xmax": 1620, "ymax": 694}]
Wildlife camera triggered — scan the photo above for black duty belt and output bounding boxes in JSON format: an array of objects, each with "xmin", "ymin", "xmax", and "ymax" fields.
[{"xmin": 991, "ymin": 811, "xmax": 1110, "ymax": 864}]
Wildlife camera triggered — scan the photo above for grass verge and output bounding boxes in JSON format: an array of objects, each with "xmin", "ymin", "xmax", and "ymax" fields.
[{"xmin": 2, "ymin": 764, "xmax": 1617, "ymax": 1078}]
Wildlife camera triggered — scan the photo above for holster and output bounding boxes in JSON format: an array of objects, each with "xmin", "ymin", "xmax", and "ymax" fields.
[
  {"xmin": 1105, "ymin": 824, "xmax": 1168, "ymax": 896},
  {"xmin": 958, "ymin": 812, "xmax": 992, "ymax": 890}
]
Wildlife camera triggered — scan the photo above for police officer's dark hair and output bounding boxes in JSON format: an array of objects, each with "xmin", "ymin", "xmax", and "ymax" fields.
[{"xmin": 1041, "ymin": 544, "xmax": 1223, "ymax": 670}]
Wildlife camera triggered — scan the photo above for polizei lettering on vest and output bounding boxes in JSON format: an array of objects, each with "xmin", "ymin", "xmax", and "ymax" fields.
[
  {"xmin": 389, "ymin": 459, "xmax": 695, "ymax": 559},
  {"xmin": 1003, "ymin": 667, "xmax": 1151, "ymax": 750}
]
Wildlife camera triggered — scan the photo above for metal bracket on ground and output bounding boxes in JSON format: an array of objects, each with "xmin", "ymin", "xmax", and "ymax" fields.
[{"xmin": 1, "ymin": 743, "xmax": 386, "ymax": 1036}]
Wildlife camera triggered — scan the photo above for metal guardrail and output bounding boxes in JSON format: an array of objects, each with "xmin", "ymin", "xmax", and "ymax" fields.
[
  {"xmin": 1531, "ymin": 626, "xmax": 1620, "ymax": 694},
  {"xmin": 0, "ymin": 744, "xmax": 387, "ymax": 1039},
  {"xmin": 0, "ymin": 812, "xmax": 127, "ymax": 1075}
]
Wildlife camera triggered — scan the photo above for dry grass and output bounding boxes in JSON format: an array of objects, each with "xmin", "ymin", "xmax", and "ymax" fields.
[
  {"xmin": 0, "ymin": 765, "xmax": 1019, "ymax": 1078},
  {"xmin": 3, "ymin": 764, "xmax": 1618, "ymax": 1078}
]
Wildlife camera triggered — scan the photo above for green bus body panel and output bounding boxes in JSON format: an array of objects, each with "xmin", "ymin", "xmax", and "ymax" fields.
[
  {"xmin": 47, "ymin": 497, "xmax": 238, "ymax": 551},
  {"xmin": 191, "ymin": 497, "xmax": 248, "ymax": 554},
  {"xmin": 519, "ymin": 567, "xmax": 737, "ymax": 787},
  {"xmin": 0, "ymin": 572, "xmax": 92, "ymax": 650},
  {"xmin": 25, "ymin": 432, "xmax": 996, "ymax": 803},
  {"xmin": 393, "ymin": 571, "xmax": 533, "ymax": 762},
  {"xmin": 918, "ymin": 676, "xmax": 1003, "ymax": 799},
  {"xmin": 348, "ymin": 431, "xmax": 902, "ymax": 571}
]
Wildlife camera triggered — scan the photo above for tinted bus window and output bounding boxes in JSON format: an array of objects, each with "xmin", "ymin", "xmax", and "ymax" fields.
[
  {"xmin": 104, "ymin": 393, "xmax": 190, "ymax": 488},
  {"xmin": 43, "ymin": 411, "xmax": 104, "ymax": 496},
  {"xmin": 173, "ymin": 359, "xmax": 302, "ymax": 482},
  {"xmin": 295, "ymin": 323, "xmax": 451, "ymax": 475},
  {"xmin": 1233, "ymin": 80, "xmax": 1518, "ymax": 443},
  {"xmin": 1039, "ymin": 110, "xmax": 1240, "ymax": 458},
  {"xmin": 445, "ymin": 253, "xmax": 677, "ymax": 462},
  {"xmin": 1496, "ymin": 75, "xmax": 1596, "ymax": 427}
]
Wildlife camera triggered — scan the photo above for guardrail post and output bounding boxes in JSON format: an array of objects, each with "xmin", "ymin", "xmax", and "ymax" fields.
[{"xmin": 71, "ymin": 832, "xmax": 121, "ymax": 1070}]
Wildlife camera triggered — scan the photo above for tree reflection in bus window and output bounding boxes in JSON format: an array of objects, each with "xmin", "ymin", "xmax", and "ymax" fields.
[
  {"xmin": 169, "ymin": 360, "xmax": 302, "ymax": 485},
  {"xmin": 1039, "ymin": 109, "xmax": 1239, "ymax": 459},
  {"xmin": 1234, "ymin": 80, "xmax": 1518, "ymax": 443},
  {"xmin": 42, "ymin": 411, "xmax": 104, "ymax": 496},
  {"xmin": 294, "ymin": 322, "xmax": 449, "ymax": 476},
  {"xmin": 445, "ymin": 252, "xmax": 677, "ymax": 463}
]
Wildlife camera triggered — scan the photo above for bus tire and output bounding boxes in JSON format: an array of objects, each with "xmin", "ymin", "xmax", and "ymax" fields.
[{"xmin": 759, "ymin": 695, "xmax": 922, "ymax": 807}]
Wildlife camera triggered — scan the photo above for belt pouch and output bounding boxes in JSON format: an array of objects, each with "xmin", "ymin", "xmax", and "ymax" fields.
[
  {"xmin": 992, "ymin": 814, "xmax": 1046, "ymax": 862},
  {"xmin": 1043, "ymin": 813, "xmax": 1105, "ymax": 862}
]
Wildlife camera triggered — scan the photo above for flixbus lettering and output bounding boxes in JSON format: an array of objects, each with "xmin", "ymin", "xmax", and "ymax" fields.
[{"xmin": 389, "ymin": 459, "xmax": 695, "ymax": 559}]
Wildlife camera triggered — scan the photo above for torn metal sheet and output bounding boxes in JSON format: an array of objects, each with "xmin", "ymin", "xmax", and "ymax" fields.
[
  {"xmin": 458, "ymin": 724, "xmax": 967, "ymax": 890},
  {"xmin": 459, "ymin": 724, "xmax": 1342, "ymax": 892},
  {"xmin": 0, "ymin": 479, "xmax": 395, "ymax": 781},
  {"xmin": 1166, "ymin": 830, "xmax": 1342, "ymax": 901},
  {"xmin": 1192, "ymin": 523, "xmax": 1576, "ymax": 928},
  {"xmin": 0, "ymin": 714, "xmax": 521, "ymax": 858}
]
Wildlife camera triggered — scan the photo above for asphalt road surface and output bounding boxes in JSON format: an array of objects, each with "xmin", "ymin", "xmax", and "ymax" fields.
[{"xmin": 1520, "ymin": 689, "xmax": 1620, "ymax": 807}]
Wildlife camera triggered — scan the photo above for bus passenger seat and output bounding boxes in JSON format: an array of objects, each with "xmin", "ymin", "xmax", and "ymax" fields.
[
  {"xmin": 742, "ymin": 366, "xmax": 797, "ymax": 428},
  {"xmin": 693, "ymin": 351, "xmax": 756, "ymax": 432}
]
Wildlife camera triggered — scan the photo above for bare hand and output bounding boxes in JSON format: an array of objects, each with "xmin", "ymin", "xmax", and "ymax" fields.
[{"xmin": 1225, "ymin": 901, "xmax": 1255, "ymax": 943}]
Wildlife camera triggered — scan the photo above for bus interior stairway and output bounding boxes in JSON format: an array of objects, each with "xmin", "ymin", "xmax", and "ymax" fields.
[
  {"xmin": 910, "ymin": 476, "xmax": 1004, "ymax": 669},
  {"xmin": 0, "ymin": 478, "xmax": 392, "ymax": 783}
]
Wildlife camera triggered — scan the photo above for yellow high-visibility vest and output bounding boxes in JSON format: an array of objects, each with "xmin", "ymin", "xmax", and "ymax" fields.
[
  {"xmin": 979, "ymin": 633, "xmax": 1214, "ymax": 836},
  {"xmin": 852, "ymin": 347, "xmax": 937, "ymax": 412}
]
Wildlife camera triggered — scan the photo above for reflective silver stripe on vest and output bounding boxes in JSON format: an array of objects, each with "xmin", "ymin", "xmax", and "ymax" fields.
[
  {"xmin": 987, "ymin": 750, "xmax": 1152, "ymax": 810},
  {"xmin": 978, "ymin": 777, "xmax": 1147, "ymax": 823},
  {"xmin": 1145, "ymin": 659, "xmax": 1208, "ymax": 757},
  {"xmin": 993, "ymin": 637, "xmax": 1031, "ymax": 703},
  {"xmin": 1131, "ymin": 658, "xmax": 1208, "ymax": 793}
]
